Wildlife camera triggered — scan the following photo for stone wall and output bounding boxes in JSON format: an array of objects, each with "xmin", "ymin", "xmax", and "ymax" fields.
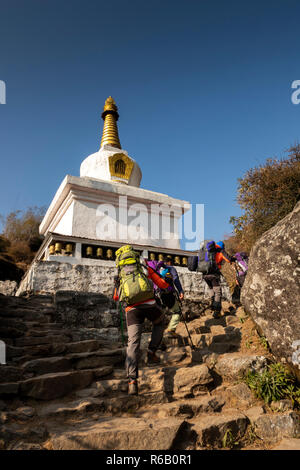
[{"xmin": 16, "ymin": 260, "xmax": 231, "ymax": 302}]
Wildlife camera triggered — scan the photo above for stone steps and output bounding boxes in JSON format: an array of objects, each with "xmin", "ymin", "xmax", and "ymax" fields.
[{"xmin": 1, "ymin": 294, "xmax": 299, "ymax": 451}]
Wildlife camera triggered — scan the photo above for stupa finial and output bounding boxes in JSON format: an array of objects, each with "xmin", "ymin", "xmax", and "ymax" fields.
[{"xmin": 100, "ymin": 96, "xmax": 121, "ymax": 149}]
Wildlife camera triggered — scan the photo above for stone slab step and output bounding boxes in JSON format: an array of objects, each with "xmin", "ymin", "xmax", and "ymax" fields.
[
  {"xmin": 14, "ymin": 334, "xmax": 71, "ymax": 347},
  {"xmin": 19, "ymin": 370, "xmax": 95, "ymax": 400},
  {"xmin": 48, "ymin": 416, "xmax": 186, "ymax": 450},
  {"xmin": 21, "ymin": 356, "xmax": 72, "ymax": 376},
  {"xmin": 36, "ymin": 397, "xmax": 104, "ymax": 418},
  {"xmin": 190, "ymin": 410, "xmax": 249, "ymax": 448},
  {"xmin": 139, "ymin": 395, "xmax": 226, "ymax": 419}
]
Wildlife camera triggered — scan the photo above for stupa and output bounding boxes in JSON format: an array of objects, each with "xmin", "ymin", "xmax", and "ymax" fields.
[{"xmin": 33, "ymin": 97, "xmax": 192, "ymax": 267}]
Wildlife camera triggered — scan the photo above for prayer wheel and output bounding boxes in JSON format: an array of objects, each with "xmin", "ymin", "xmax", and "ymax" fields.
[
  {"xmin": 182, "ymin": 257, "xmax": 188, "ymax": 266},
  {"xmin": 149, "ymin": 253, "xmax": 156, "ymax": 261},
  {"xmin": 158, "ymin": 254, "xmax": 164, "ymax": 262},
  {"xmin": 65, "ymin": 244, "xmax": 73, "ymax": 255},
  {"xmin": 86, "ymin": 246, "xmax": 93, "ymax": 257},
  {"xmin": 106, "ymin": 249, "xmax": 114, "ymax": 260},
  {"xmin": 49, "ymin": 245, "xmax": 55, "ymax": 255},
  {"xmin": 174, "ymin": 256, "xmax": 181, "ymax": 266},
  {"xmin": 96, "ymin": 247, "xmax": 103, "ymax": 258},
  {"xmin": 55, "ymin": 243, "xmax": 62, "ymax": 254}
]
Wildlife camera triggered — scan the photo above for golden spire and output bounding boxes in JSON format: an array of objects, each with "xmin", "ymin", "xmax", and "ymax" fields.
[{"xmin": 100, "ymin": 96, "xmax": 121, "ymax": 149}]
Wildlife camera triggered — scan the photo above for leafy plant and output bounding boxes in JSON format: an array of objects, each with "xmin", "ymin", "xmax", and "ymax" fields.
[
  {"xmin": 259, "ymin": 335, "xmax": 269, "ymax": 350},
  {"xmin": 222, "ymin": 429, "xmax": 236, "ymax": 449},
  {"xmin": 243, "ymin": 362, "xmax": 300, "ymax": 406}
]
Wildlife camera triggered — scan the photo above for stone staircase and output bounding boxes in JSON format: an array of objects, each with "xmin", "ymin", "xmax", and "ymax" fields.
[{"xmin": 0, "ymin": 293, "xmax": 299, "ymax": 451}]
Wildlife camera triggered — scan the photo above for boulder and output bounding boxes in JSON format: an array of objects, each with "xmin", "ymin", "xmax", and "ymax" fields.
[{"xmin": 241, "ymin": 201, "xmax": 300, "ymax": 377}]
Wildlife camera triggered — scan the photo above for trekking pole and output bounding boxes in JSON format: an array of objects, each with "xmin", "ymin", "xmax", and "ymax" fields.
[{"xmin": 175, "ymin": 291, "xmax": 196, "ymax": 350}]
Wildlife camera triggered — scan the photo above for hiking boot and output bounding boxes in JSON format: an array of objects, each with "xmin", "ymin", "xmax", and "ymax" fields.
[
  {"xmin": 128, "ymin": 380, "xmax": 138, "ymax": 395},
  {"xmin": 147, "ymin": 349, "xmax": 160, "ymax": 364}
]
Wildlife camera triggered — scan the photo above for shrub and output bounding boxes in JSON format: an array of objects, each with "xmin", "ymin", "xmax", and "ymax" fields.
[
  {"xmin": 230, "ymin": 145, "xmax": 300, "ymax": 251},
  {"xmin": 243, "ymin": 362, "xmax": 300, "ymax": 406}
]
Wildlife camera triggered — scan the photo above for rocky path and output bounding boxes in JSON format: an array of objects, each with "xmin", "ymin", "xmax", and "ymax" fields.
[{"xmin": 0, "ymin": 294, "xmax": 299, "ymax": 450}]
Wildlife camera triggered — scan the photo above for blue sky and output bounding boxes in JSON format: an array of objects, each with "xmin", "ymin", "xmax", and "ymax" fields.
[{"xmin": 1, "ymin": 0, "xmax": 300, "ymax": 248}]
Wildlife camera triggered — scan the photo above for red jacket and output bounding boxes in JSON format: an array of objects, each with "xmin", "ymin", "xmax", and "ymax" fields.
[
  {"xmin": 215, "ymin": 251, "xmax": 231, "ymax": 270},
  {"xmin": 113, "ymin": 265, "xmax": 169, "ymax": 312}
]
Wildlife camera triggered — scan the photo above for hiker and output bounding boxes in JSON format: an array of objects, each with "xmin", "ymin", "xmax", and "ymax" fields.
[
  {"xmin": 113, "ymin": 245, "xmax": 170, "ymax": 396},
  {"xmin": 158, "ymin": 255, "xmax": 184, "ymax": 338},
  {"xmin": 230, "ymin": 252, "xmax": 249, "ymax": 304},
  {"xmin": 198, "ymin": 240, "xmax": 232, "ymax": 318},
  {"xmin": 215, "ymin": 241, "xmax": 237, "ymax": 300}
]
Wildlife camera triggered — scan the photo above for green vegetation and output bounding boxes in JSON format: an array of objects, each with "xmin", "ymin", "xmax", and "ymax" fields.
[
  {"xmin": 243, "ymin": 362, "xmax": 300, "ymax": 406},
  {"xmin": 230, "ymin": 144, "xmax": 300, "ymax": 251}
]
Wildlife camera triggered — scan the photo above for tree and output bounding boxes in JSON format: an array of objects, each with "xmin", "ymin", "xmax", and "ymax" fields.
[
  {"xmin": 0, "ymin": 206, "xmax": 45, "ymax": 265},
  {"xmin": 230, "ymin": 144, "xmax": 300, "ymax": 251}
]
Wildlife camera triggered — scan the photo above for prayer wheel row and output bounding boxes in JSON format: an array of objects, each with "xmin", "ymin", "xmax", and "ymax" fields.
[
  {"xmin": 49, "ymin": 243, "xmax": 74, "ymax": 256},
  {"xmin": 49, "ymin": 242, "xmax": 188, "ymax": 266}
]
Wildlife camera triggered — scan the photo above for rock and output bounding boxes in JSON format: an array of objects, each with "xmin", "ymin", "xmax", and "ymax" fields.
[
  {"xmin": 92, "ymin": 366, "xmax": 113, "ymax": 379},
  {"xmin": 95, "ymin": 379, "xmax": 128, "ymax": 396},
  {"xmin": 0, "ymin": 400, "xmax": 6, "ymax": 411},
  {"xmin": 0, "ymin": 423, "xmax": 48, "ymax": 442},
  {"xmin": 15, "ymin": 335, "xmax": 70, "ymax": 347},
  {"xmin": 253, "ymin": 412, "xmax": 300, "ymax": 443},
  {"xmin": 19, "ymin": 370, "xmax": 94, "ymax": 400},
  {"xmin": 68, "ymin": 349, "xmax": 124, "ymax": 370},
  {"xmin": 14, "ymin": 406, "xmax": 36, "ymax": 419},
  {"xmin": 21, "ymin": 356, "xmax": 72, "ymax": 375},
  {"xmin": 0, "ymin": 382, "xmax": 19, "ymax": 397},
  {"xmin": 191, "ymin": 411, "xmax": 249, "ymax": 448},
  {"xmin": 273, "ymin": 437, "xmax": 300, "ymax": 450},
  {"xmin": 270, "ymin": 399, "xmax": 294, "ymax": 412},
  {"xmin": 226, "ymin": 383, "xmax": 254, "ymax": 406},
  {"xmin": 37, "ymin": 398, "xmax": 104, "ymax": 418},
  {"xmin": 241, "ymin": 201, "xmax": 300, "ymax": 378},
  {"xmin": 172, "ymin": 364, "xmax": 214, "ymax": 398},
  {"xmin": 147, "ymin": 396, "xmax": 225, "ymax": 419},
  {"xmin": 0, "ymin": 366, "xmax": 23, "ymax": 384},
  {"xmin": 65, "ymin": 340, "xmax": 102, "ymax": 354},
  {"xmin": 0, "ymin": 412, "xmax": 8, "ymax": 424},
  {"xmin": 9, "ymin": 442, "xmax": 44, "ymax": 450},
  {"xmin": 0, "ymin": 327, "xmax": 25, "ymax": 339},
  {"xmin": 244, "ymin": 406, "xmax": 265, "ymax": 423},
  {"xmin": 49, "ymin": 417, "xmax": 186, "ymax": 450},
  {"xmin": 215, "ymin": 353, "xmax": 268, "ymax": 378},
  {"xmin": 0, "ymin": 280, "xmax": 18, "ymax": 296}
]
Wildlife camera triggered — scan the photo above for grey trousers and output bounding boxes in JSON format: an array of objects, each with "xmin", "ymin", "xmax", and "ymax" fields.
[
  {"xmin": 203, "ymin": 274, "xmax": 222, "ymax": 310},
  {"xmin": 126, "ymin": 320, "xmax": 165, "ymax": 381}
]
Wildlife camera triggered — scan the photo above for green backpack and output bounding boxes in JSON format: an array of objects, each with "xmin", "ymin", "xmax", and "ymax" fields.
[{"xmin": 115, "ymin": 245, "xmax": 154, "ymax": 305}]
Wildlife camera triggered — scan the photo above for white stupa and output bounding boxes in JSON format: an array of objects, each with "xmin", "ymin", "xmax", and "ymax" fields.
[{"xmin": 35, "ymin": 97, "xmax": 191, "ymax": 265}]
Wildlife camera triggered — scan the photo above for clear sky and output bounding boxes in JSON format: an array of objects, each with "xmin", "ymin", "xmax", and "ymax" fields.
[{"xmin": 1, "ymin": 0, "xmax": 300, "ymax": 249}]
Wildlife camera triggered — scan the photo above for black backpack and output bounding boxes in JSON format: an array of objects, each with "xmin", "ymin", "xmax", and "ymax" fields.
[
  {"xmin": 197, "ymin": 240, "xmax": 218, "ymax": 275},
  {"xmin": 187, "ymin": 256, "xmax": 198, "ymax": 272}
]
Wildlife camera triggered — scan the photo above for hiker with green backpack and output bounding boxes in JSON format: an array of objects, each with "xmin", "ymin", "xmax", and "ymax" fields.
[{"xmin": 113, "ymin": 245, "xmax": 170, "ymax": 396}]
